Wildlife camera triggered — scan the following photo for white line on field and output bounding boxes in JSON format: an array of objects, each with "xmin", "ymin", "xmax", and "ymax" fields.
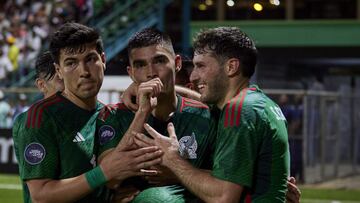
[
  {"xmin": 0, "ymin": 183, "xmax": 22, "ymax": 190},
  {"xmin": 302, "ymin": 199, "xmax": 360, "ymax": 203}
]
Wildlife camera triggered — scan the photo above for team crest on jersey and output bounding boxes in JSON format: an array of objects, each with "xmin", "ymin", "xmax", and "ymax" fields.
[
  {"xmin": 99, "ymin": 125, "xmax": 115, "ymax": 145},
  {"xmin": 24, "ymin": 143, "xmax": 46, "ymax": 165},
  {"xmin": 179, "ymin": 132, "xmax": 198, "ymax": 159}
]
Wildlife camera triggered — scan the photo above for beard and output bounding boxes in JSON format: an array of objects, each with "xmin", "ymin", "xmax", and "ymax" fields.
[{"xmin": 200, "ymin": 71, "xmax": 228, "ymax": 105}]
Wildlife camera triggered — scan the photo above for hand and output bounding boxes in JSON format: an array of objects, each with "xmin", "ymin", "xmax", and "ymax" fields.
[
  {"xmin": 134, "ymin": 123, "xmax": 180, "ymax": 167},
  {"xmin": 121, "ymin": 82, "xmax": 139, "ymax": 112},
  {"xmin": 137, "ymin": 78, "xmax": 163, "ymax": 113},
  {"xmin": 142, "ymin": 165, "xmax": 179, "ymax": 186},
  {"xmin": 111, "ymin": 185, "xmax": 140, "ymax": 203},
  {"xmin": 115, "ymin": 131, "xmax": 138, "ymax": 151},
  {"xmin": 286, "ymin": 177, "xmax": 301, "ymax": 203},
  {"xmin": 100, "ymin": 146, "xmax": 163, "ymax": 181}
]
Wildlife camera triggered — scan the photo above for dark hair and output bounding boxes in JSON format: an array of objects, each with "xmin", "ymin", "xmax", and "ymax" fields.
[
  {"xmin": 35, "ymin": 51, "xmax": 56, "ymax": 80},
  {"xmin": 193, "ymin": 27, "xmax": 257, "ymax": 78},
  {"xmin": 127, "ymin": 27, "xmax": 174, "ymax": 55},
  {"xmin": 49, "ymin": 22, "xmax": 103, "ymax": 64}
]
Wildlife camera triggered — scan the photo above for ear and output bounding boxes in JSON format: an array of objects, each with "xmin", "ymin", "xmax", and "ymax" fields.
[
  {"xmin": 54, "ymin": 63, "xmax": 63, "ymax": 80},
  {"xmin": 174, "ymin": 55, "xmax": 182, "ymax": 73},
  {"xmin": 101, "ymin": 52, "xmax": 106, "ymax": 70},
  {"xmin": 225, "ymin": 58, "xmax": 240, "ymax": 77},
  {"xmin": 35, "ymin": 78, "xmax": 46, "ymax": 93},
  {"xmin": 127, "ymin": 66, "xmax": 136, "ymax": 82}
]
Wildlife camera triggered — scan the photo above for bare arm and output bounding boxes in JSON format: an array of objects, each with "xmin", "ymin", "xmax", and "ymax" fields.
[
  {"xmin": 27, "ymin": 146, "xmax": 162, "ymax": 203},
  {"xmin": 26, "ymin": 177, "xmax": 92, "ymax": 203},
  {"xmin": 175, "ymin": 85, "xmax": 200, "ymax": 101},
  {"xmin": 135, "ymin": 123, "xmax": 244, "ymax": 203}
]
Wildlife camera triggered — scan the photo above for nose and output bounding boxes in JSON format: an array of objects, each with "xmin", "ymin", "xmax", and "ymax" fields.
[
  {"xmin": 79, "ymin": 61, "xmax": 90, "ymax": 78},
  {"xmin": 189, "ymin": 69, "xmax": 199, "ymax": 83},
  {"xmin": 146, "ymin": 64, "xmax": 158, "ymax": 79}
]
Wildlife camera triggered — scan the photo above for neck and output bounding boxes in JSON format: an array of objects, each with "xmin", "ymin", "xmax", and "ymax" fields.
[
  {"xmin": 62, "ymin": 90, "xmax": 97, "ymax": 111},
  {"xmin": 152, "ymin": 91, "xmax": 177, "ymax": 121},
  {"xmin": 217, "ymin": 77, "xmax": 249, "ymax": 109}
]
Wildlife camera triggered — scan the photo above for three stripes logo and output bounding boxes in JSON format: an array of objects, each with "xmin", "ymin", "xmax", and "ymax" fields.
[{"xmin": 73, "ymin": 132, "xmax": 85, "ymax": 142}]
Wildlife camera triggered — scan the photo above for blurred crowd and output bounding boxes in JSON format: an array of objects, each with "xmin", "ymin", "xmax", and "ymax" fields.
[{"xmin": 0, "ymin": 0, "xmax": 93, "ymax": 87}]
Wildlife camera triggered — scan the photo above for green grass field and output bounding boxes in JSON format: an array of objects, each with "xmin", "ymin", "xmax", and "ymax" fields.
[{"xmin": 1, "ymin": 174, "xmax": 360, "ymax": 203}]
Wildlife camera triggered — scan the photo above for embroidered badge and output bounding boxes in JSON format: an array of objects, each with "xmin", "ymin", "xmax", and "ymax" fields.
[
  {"xmin": 99, "ymin": 125, "xmax": 115, "ymax": 145},
  {"xmin": 179, "ymin": 132, "xmax": 198, "ymax": 159},
  {"xmin": 24, "ymin": 143, "xmax": 46, "ymax": 165}
]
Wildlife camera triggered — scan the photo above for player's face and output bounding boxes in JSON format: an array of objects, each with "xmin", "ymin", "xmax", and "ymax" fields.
[
  {"xmin": 56, "ymin": 43, "xmax": 105, "ymax": 100},
  {"xmin": 191, "ymin": 53, "xmax": 228, "ymax": 105},
  {"xmin": 128, "ymin": 44, "xmax": 180, "ymax": 95}
]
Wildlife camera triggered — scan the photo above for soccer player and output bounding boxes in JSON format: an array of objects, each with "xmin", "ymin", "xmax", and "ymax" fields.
[
  {"xmin": 96, "ymin": 28, "xmax": 215, "ymax": 202},
  {"xmin": 136, "ymin": 27, "xmax": 292, "ymax": 202},
  {"xmin": 13, "ymin": 22, "xmax": 163, "ymax": 203},
  {"xmin": 34, "ymin": 51, "xmax": 64, "ymax": 98}
]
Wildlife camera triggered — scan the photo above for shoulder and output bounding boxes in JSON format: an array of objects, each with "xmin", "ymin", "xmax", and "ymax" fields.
[
  {"xmin": 98, "ymin": 102, "xmax": 132, "ymax": 122},
  {"xmin": 178, "ymin": 96, "xmax": 210, "ymax": 118},
  {"xmin": 25, "ymin": 94, "xmax": 65, "ymax": 129},
  {"xmin": 222, "ymin": 88, "xmax": 267, "ymax": 127}
]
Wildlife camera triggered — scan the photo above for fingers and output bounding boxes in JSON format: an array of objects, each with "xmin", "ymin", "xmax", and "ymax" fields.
[
  {"xmin": 167, "ymin": 123, "xmax": 177, "ymax": 140},
  {"xmin": 288, "ymin": 176, "xmax": 296, "ymax": 184},
  {"xmin": 136, "ymin": 157, "xmax": 162, "ymax": 170},
  {"xmin": 130, "ymin": 146, "xmax": 160, "ymax": 157},
  {"xmin": 144, "ymin": 123, "xmax": 161, "ymax": 139},
  {"xmin": 133, "ymin": 150, "xmax": 163, "ymax": 165},
  {"xmin": 140, "ymin": 169, "xmax": 158, "ymax": 176},
  {"xmin": 138, "ymin": 78, "xmax": 163, "ymax": 98},
  {"xmin": 134, "ymin": 132, "xmax": 155, "ymax": 147},
  {"xmin": 121, "ymin": 82, "xmax": 139, "ymax": 111},
  {"xmin": 286, "ymin": 181, "xmax": 301, "ymax": 203}
]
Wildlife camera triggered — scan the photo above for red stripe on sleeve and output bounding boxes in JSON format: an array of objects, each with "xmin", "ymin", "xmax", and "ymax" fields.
[
  {"xmin": 224, "ymin": 102, "xmax": 230, "ymax": 127},
  {"xmin": 230, "ymin": 91, "xmax": 243, "ymax": 126},
  {"xmin": 235, "ymin": 90, "xmax": 248, "ymax": 126},
  {"xmin": 35, "ymin": 97, "xmax": 63, "ymax": 128},
  {"xmin": 179, "ymin": 97, "xmax": 185, "ymax": 112},
  {"xmin": 27, "ymin": 96, "xmax": 57, "ymax": 128},
  {"xmin": 245, "ymin": 193, "xmax": 252, "ymax": 203}
]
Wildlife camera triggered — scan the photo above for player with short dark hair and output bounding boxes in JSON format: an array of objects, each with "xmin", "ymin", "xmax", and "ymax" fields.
[
  {"xmin": 97, "ymin": 27, "xmax": 215, "ymax": 202},
  {"xmin": 13, "ymin": 22, "xmax": 163, "ymax": 203},
  {"xmin": 34, "ymin": 51, "xmax": 64, "ymax": 98},
  {"xmin": 137, "ymin": 27, "xmax": 292, "ymax": 202}
]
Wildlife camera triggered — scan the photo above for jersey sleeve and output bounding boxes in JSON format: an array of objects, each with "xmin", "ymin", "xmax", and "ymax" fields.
[
  {"xmin": 211, "ymin": 102, "xmax": 259, "ymax": 188},
  {"xmin": 13, "ymin": 111, "xmax": 59, "ymax": 180},
  {"xmin": 96, "ymin": 106, "xmax": 132, "ymax": 156}
]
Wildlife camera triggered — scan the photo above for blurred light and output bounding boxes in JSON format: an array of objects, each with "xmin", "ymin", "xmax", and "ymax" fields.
[
  {"xmin": 253, "ymin": 3, "xmax": 263, "ymax": 11},
  {"xmin": 227, "ymin": 0, "xmax": 235, "ymax": 7},
  {"xmin": 198, "ymin": 3, "xmax": 207, "ymax": 11},
  {"xmin": 205, "ymin": 0, "xmax": 213, "ymax": 6},
  {"xmin": 270, "ymin": 0, "xmax": 280, "ymax": 6}
]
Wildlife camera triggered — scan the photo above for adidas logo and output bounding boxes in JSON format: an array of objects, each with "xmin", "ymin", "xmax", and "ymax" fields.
[{"xmin": 73, "ymin": 132, "xmax": 85, "ymax": 142}]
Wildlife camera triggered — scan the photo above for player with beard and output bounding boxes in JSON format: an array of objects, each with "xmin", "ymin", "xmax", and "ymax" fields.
[{"xmin": 135, "ymin": 27, "xmax": 295, "ymax": 203}]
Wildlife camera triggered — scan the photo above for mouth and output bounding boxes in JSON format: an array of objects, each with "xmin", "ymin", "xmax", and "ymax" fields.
[{"xmin": 197, "ymin": 84, "xmax": 205, "ymax": 93}]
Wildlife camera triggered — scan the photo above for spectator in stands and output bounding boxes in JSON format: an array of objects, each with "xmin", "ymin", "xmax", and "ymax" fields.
[
  {"xmin": 34, "ymin": 51, "xmax": 64, "ymax": 98},
  {"xmin": 6, "ymin": 35, "xmax": 19, "ymax": 82},
  {"xmin": 12, "ymin": 93, "xmax": 29, "ymax": 120},
  {"xmin": 0, "ymin": 90, "xmax": 12, "ymax": 128},
  {"xmin": 0, "ymin": 49, "xmax": 13, "ymax": 86}
]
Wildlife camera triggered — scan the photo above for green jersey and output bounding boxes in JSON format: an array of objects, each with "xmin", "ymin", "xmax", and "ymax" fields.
[
  {"xmin": 97, "ymin": 95, "xmax": 215, "ymax": 202},
  {"xmin": 211, "ymin": 85, "xmax": 290, "ymax": 203},
  {"xmin": 97, "ymin": 95, "xmax": 214, "ymax": 168},
  {"xmin": 13, "ymin": 92, "xmax": 109, "ymax": 203}
]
